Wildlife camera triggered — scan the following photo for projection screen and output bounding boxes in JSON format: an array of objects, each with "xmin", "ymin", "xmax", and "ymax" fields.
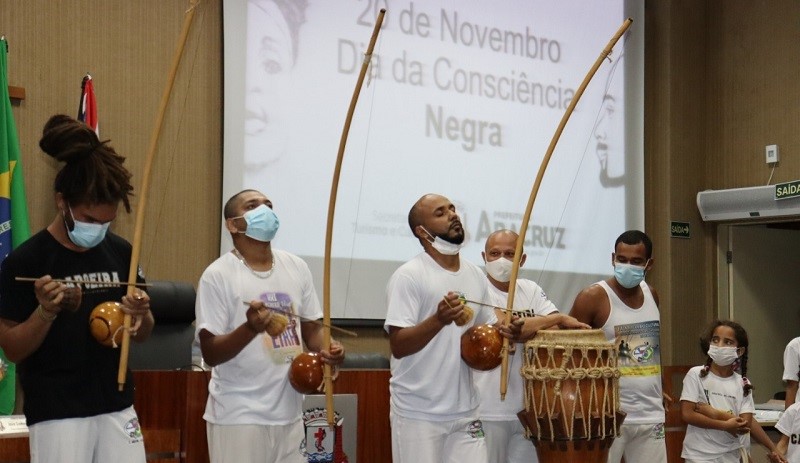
[{"xmin": 222, "ymin": 0, "xmax": 645, "ymax": 321}]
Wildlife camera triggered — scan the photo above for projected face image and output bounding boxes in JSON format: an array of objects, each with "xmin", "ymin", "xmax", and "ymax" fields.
[
  {"xmin": 244, "ymin": 0, "xmax": 307, "ymax": 170},
  {"xmin": 594, "ymin": 93, "xmax": 625, "ymax": 188}
]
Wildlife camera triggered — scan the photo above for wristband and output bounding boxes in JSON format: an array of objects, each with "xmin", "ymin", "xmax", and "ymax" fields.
[{"xmin": 37, "ymin": 305, "xmax": 57, "ymax": 322}]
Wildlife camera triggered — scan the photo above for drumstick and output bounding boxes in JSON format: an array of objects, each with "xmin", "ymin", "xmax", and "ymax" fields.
[
  {"xmin": 15, "ymin": 277, "xmax": 152, "ymax": 287},
  {"xmin": 241, "ymin": 302, "xmax": 357, "ymax": 337},
  {"xmin": 463, "ymin": 298, "xmax": 540, "ymax": 316}
]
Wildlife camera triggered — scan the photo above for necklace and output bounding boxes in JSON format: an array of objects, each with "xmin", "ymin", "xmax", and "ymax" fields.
[{"xmin": 231, "ymin": 248, "xmax": 276, "ymax": 279}]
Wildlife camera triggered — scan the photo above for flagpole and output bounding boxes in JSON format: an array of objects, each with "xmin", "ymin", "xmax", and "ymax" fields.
[{"xmin": 117, "ymin": 0, "xmax": 200, "ymax": 391}]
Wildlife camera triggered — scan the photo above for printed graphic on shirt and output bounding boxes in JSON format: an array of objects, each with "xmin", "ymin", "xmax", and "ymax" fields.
[
  {"xmin": 64, "ymin": 271, "xmax": 122, "ymax": 290},
  {"xmin": 615, "ymin": 320, "xmax": 661, "ymax": 376},
  {"xmin": 61, "ymin": 266, "xmax": 144, "ymax": 293},
  {"xmin": 518, "ymin": 289, "xmax": 549, "ymax": 317},
  {"xmin": 260, "ymin": 292, "xmax": 303, "ymax": 364},
  {"xmin": 703, "ymin": 387, "xmax": 736, "ymax": 415}
]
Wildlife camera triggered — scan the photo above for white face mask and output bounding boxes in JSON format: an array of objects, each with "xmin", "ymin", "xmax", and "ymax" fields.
[
  {"xmin": 421, "ymin": 226, "xmax": 463, "ymax": 255},
  {"xmin": 485, "ymin": 257, "xmax": 514, "ymax": 282},
  {"xmin": 708, "ymin": 345, "xmax": 740, "ymax": 366}
]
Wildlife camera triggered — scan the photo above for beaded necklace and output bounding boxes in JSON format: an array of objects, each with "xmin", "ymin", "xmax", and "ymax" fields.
[{"xmin": 231, "ymin": 248, "xmax": 276, "ymax": 279}]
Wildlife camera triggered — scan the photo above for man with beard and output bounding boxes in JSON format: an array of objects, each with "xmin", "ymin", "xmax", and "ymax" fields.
[{"xmin": 384, "ymin": 194, "xmax": 497, "ymax": 463}]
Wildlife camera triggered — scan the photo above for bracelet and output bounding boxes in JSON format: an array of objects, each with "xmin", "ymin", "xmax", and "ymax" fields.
[{"xmin": 36, "ymin": 305, "xmax": 57, "ymax": 322}]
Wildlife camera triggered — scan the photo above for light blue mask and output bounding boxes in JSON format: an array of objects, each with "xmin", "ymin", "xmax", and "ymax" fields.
[
  {"xmin": 613, "ymin": 262, "xmax": 647, "ymax": 289},
  {"xmin": 237, "ymin": 204, "xmax": 280, "ymax": 242},
  {"xmin": 66, "ymin": 206, "xmax": 110, "ymax": 248}
]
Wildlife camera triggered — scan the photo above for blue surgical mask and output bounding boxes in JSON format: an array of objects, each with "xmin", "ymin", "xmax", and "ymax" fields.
[
  {"xmin": 613, "ymin": 262, "xmax": 647, "ymax": 289},
  {"xmin": 65, "ymin": 206, "xmax": 110, "ymax": 249},
  {"xmin": 236, "ymin": 204, "xmax": 280, "ymax": 242}
]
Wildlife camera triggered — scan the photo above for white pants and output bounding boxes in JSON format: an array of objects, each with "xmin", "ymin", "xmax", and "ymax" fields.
[
  {"xmin": 391, "ymin": 412, "xmax": 488, "ymax": 463},
  {"xmin": 483, "ymin": 419, "xmax": 537, "ymax": 463},
  {"xmin": 28, "ymin": 406, "xmax": 145, "ymax": 463},
  {"xmin": 206, "ymin": 421, "xmax": 306, "ymax": 463},
  {"xmin": 607, "ymin": 422, "xmax": 667, "ymax": 463},
  {"xmin": 684, "ymin": 449, "xmax": 743, "ymax": 463}
]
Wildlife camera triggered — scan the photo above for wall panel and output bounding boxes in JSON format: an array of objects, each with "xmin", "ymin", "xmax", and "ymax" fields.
[{"xmin": 2, "ymin": 0, "xmax": 222, "ymax": 286}]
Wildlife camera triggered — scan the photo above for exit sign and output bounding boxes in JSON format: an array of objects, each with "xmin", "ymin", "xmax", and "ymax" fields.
[
  {"xmin": 775, "ymin": 180, "xmax": 800, "ymax": 200},
  {"xmin": 670, "ymin": 221, "xmax": 690, "ymax": 239}
]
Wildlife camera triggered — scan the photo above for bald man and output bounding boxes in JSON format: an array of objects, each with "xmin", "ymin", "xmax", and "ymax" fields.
[
  {"xmin": 474, "ymin": 230, "xmax": 588, "ymax": 463},
  {"xmin": 384, "ymin": 194, "xmax": 498, "ymax": 463}
]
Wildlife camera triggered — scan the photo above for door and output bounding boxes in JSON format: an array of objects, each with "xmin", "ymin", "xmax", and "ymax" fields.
[{"xmin": 721, "ymin": 223, "xmax": 800, "ymax": 403}]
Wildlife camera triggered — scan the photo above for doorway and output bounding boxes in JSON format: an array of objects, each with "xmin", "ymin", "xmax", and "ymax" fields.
[{"xmin": 717, "ymin": 222, "xmax": 800, "ymax": 403}]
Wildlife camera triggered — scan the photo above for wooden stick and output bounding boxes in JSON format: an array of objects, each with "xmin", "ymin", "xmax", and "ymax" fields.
[
  {"xmin": 500, "ymin": 18, "xmax": 633, "ymax": 401},
  {"xmin": 323, "ymin": 9, "xmax": 386, "ymax": 426},
  {"xmin": 118, "ymin": 0, "xmax": 200, "ymax": 391},
  {"xmin": 15, "ymin": 277, "xmax": 152, "ymax": 287},
  {"xmin": 241, "ymin": 302, "xmax": 358, "ymax": 337},
  {"xmin": 463, "ymin": 298, "xmax": 540, "ymax": 315}
]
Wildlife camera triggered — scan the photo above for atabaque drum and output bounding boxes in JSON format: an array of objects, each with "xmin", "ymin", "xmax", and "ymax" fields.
[{"xmin": 518, "ymin": 329, "xmax": 625, "ymax": 463}]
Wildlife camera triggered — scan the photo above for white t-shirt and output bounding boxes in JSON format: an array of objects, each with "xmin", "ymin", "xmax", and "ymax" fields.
[
  {"xmin": 384, "ymin": 252, "xmax": 496, "ymax": 421},
  {"xmin": 680, "ymin": 366, "xmax": 755, "ymax": 460},
  {"xmin": 195, "ymin": 249, "xmax": 323, "ymax": 425},
  {"xmin": 783, "ymin": 337, "xmax": 800, "ymax": 382},
  {"xmin": 475, "ymin": 279, "xmax": 558, "ymax": 421},
  {"xmin": 776, "ymin": 402, "xmax": 800, "ymax": 463},
  {"xmin": 598, "ymin": 280, "xmax": 665, "ymax": 424}
]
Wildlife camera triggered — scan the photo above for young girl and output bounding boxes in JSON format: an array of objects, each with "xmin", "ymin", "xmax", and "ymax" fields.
[{"xmin": 680, "ymin": 320, "xmax": 784, "ymax": 463}]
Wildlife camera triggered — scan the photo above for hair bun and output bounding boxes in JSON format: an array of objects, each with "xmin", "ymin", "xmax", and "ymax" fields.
[{"xmin": 39, "ymin": 114, "xmax": 98, "ymax": 163}]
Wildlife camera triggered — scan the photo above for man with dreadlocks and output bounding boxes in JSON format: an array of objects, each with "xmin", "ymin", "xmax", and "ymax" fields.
[{"xmin": 0, "ymin": 115, "xmax": 153, "ymax": 462}]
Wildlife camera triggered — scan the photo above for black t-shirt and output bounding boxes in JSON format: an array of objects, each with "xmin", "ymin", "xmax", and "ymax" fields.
[{"xmin": 0, "ymin": 229, "xmax": 143, "ymax": 425}]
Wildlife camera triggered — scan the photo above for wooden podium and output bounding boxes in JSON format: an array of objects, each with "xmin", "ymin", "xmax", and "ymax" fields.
[{"xmin": 0, "ymin": 369, "xmax": 390, "ymax": 463}]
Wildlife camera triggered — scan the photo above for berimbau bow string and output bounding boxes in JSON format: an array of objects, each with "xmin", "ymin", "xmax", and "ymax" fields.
[
  {"xmin": 500, "ymin": 18, "xmax": 633, "ymax": 400},
  {"xmin": 322, "ymin": 9, "xmax": 386, "ymax": 426},
  {"xmin": 117, "ymin": 0, "xmax": 200, "ymax": 391}
]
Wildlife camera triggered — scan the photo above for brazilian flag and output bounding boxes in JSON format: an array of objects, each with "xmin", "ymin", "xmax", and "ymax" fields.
[{"xmin": 0, "ymin": 37, "xmax": 32, "ymax": 415}]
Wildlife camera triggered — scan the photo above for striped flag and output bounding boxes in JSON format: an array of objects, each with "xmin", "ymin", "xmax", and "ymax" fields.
[
  {"xmin": 0, "ymin": 37, "xmax": 32, "ymax": 415},
  {"xmin": 77, "ymin": 73, "xmax": 98, "ymax": 134}
]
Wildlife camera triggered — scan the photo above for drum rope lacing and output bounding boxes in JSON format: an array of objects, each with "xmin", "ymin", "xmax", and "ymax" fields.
[{"xmin": 521, "ymin": 341, "xmax": 621, "ymax": 442}]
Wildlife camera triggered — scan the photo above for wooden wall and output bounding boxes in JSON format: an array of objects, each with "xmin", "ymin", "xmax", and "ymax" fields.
[
  {"xmin": 2, "ymin": 0, "xmax": 223, "ymax": 286},
  {"xmin": 644, "ymin": 0, "xmax": 715, "ymax": 366},
  {"xmin": 3, "ymin": 0, "xmax": 799, "ymax": 366},
  {"xmin": 644, "ymin": 0, "xmax": 800, "ymax": 366}
]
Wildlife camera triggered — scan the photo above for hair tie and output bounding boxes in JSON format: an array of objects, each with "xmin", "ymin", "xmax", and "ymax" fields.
[{"xmin": 742, "ymin": 376, "xmax": 752, "ymax": 387}]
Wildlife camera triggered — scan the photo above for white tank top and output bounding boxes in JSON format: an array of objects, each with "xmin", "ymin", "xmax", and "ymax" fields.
[{"xmin": 598, "ymin": 280, "xmax": 665, "ymax": 424}]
